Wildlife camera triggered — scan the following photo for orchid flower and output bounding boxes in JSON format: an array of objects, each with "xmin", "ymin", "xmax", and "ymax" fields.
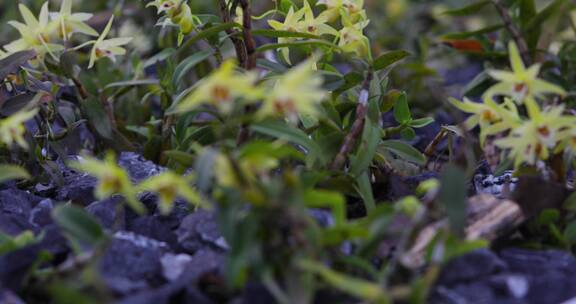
[
  {"xmin": 50, "ymin": 0, "xmax": 98, "ymax": 40},
  {"xmin": 448, "ymin": 96, "xmax": 520, "ymax": 145},
  {"xmin": 4, "ymin": 3, "xmax": 62, "ymax": 57},
  {"xmin": 137, "ymin": 171, "xmax": 203, "ymax": 215},
  {"xmin": 75, "ymin": 16, "xmax": 132, "ymax": 69},
  {"xmin": 71, "ymin": 152, "xmax": 145, "ymax": 214},
  {"xmin": 176, "ymin": 60, "xmax": 261, "ymax": 114},
  {"xmin": 258, "ymin": 59, "xmax": 326, "ymax": 124},
  {"xmin": 0, "ymin": 108, "xmax": 38, "ymax": 150},
  {"xmin": 483, "ymin": 42, "xmax": 565, "ymax": 104}
]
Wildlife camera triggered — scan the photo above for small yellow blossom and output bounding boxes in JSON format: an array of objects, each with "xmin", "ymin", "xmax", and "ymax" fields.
[
  {"xmin": 318, "ymin": 0, "xmax": 366, "ymax": 23},
  {"xmin": 258, "ymin": 59, "xmax": 326, "ymax": 123},
  {"xmin": 0, "ymin": 108, "xmax": 38, "ymax": 149},
  {"xmin": 448, "ymin": 96, "xmax": 520, "ymax": 145},
  {"xmin": 495, "ymin": 104, "xmax": 571, "ymax": 167},
  {"xmin": 4, "ymin": 3, "xmax": 62, "ymax": 56},
  {"xmin": 484, "ymin": 42, "xmax": 565, "ymax": 103},
  {"xmin": 71, "ymin": 153, "xmax": 145, "ymax": 214},
  {"xmin": 50, "ymin": 0, "xmax": 99, "ymax": 40},
  {"xmin": 176, "ymin": 60, "xmax": 261, "ymax": 114},
  {"xmin": 80, "ymin": 16, "xmax": 132, "ymax": 69},
  {"xmin": 145, "ymin": 0, "xmax": 197, "ymax": 44},
  {"xmin": 215, "ymin": 153, "xmax": 278, "ymax": 188},
  {"xmin": 137, "ymin": 171, "xmax": 203, "ymax": 215},
  {"xmin": 268, "ymin": 1, "xmax": 338, "ymax": 63},
  {"xmin": 338, "ymin": 13, "xmax": 371, "ymax": 59}
]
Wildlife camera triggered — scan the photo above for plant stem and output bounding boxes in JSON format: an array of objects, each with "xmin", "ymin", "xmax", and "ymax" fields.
[
  {"xmin": 217, "ymin": 0, "xmax": 247, "ymax": 66},
  {"xmin": 331, "ymin": 71, "xmax": 373, "ymax": 170},
  {"xmin": 492, "ymin": 0, "xmax": 532, "ymax": 65},
  {"xmin": 235, "ymin": 0, "xmax": 257, "ymax": 146}
]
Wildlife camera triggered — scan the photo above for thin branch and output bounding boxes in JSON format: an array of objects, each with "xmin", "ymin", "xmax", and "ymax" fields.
[
  {"xmin": 239, "ymin": 0, "xmax": 257, "ymax": 70},
  {"xmin": 492, "ymin": 0, "xmax": 532, "ymax": 65},
  {"xmin": 331, "ymin": 71, "xmax": 373, "ymax": 170},
  {"xmin": 235, "ymin": 0, "xmax": 257, "ymax": 146},
  {"xmin": 217, "ymin": 0, "xmax": 247, "ymax": 66}
]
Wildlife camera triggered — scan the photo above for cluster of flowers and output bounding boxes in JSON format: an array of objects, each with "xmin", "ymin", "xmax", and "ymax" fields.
[
  {"xmin": 176, "ymin": 58, "xmax": 325, "ymax": 124},
  {"xmin": 449, "ymin": 42, "xmax": 575, "ymax": 168},
  {"xmin": 73, "ymin": 152, "xmax": 203, "ymax": 215},
  {"xmin": 144, "ymin": 0, "xmax": 199, "ymax": 45},
  {"xmin": 269, "ymin": 0, "xmax": 371, "ymax": 60},
  {"xmin": 0, "ymin": 1, "xmax": 132, "ymax": 150},
  {"xmin": 0, "ymin": 0, "xmax": 131, "ymax": 68}
]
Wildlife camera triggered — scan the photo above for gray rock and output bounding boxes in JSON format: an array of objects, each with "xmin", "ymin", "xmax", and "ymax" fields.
[
  {"xmin": 176, "ymin": 210, "xmax": 228, "ymax": 254},
  {"xmin": 85, "ymin": 197, "xmax": 124, "ymax": 230},
  {"xmin": 29, "ymin": 199, "xmax": 54, "ymax": 227},
  {"xmin": 437, "ymin": 249, "xmax": 507, "ymax": 286},
  {"xmin": 99, "ymin": 233, "xmax": 167, "ymax": 295}
]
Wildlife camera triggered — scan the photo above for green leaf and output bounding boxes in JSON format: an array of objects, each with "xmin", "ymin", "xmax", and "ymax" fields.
[
  {"xmin": 179, "ymin": 23, "xmax": 240, "ymax": 51},
  {"xmin": 104, "ymin": 79, "xmax": 159, "ymax": 90},
  {"xmin": 251, "ymin": 121, "xmax": 326, "ymax": 166},
  {"xmin": 372, "ymin": 50, "xmax": 410, "ymax": 71},
  {"xmin": 393, "ymin": 92, "xmax": 411, "ymax": 123},
  {"xmin": 81, "ymin": 98, "xmax": 113, "ymax": 139},
  {"xmin": 439, "ymin": 165, "xmax": 467, "ymax": 236},
  {"xmin": 173, "ymin": 50, "xmax": 213, "ymax": 88},
  {"xmin": 298, "ymin": 259, "xmax": 389, "ymax": 303},
  {"xmin": 52, "ymin": 205, "xmax": 106, "ymax": 246},
  {"xmin": 256, "ymin": 40, "xmax": 338, "ymax": 53},
  {"xmin": 0, "ymin": 165, "xmax": 30, "ymax": 184},
  {"xmin": 525, "ymin": 0, "xmax": 565, "ymax": 34},
  {"xmin": 537, "ymin": 209, "xmax": 560, "ymax": 226},
  {"xmin": 349, "ymin": 118, "xmax": 380, "ymax": 177},
  {"xmin": 0, "ymin": 50, "xmax": 36, "ymax": 80},
  {"xmin": 354, "ymin": 172, "xmax": 376, "ymax": 212},
  {"xmin": 303, "ymin": 189, "xmax": 346, "ymax": 225},
  {"xmin": 409, "ymin": 117, "xmax": 434, "ymax": 128},
  {"xmin": 400, "ymin": 127, "xmax": 416, "ymax": 140},
  {"xmin": 380, "ymin": 140, "xmax": 426, "ymax": 165},
  {"xmin": 164, "ymin": 150, "xmax": 196, "ymax": 167},
  {"xmin": 564, "ymin": 221, "xmax": 576, "ymax": 244},
  {"xmin": 443, "ymin": 1, "xmax": 492, "ymax": 16},
  {"xmin": 252, "ymin": 29, "xmax": 320, "ymax": 40}
]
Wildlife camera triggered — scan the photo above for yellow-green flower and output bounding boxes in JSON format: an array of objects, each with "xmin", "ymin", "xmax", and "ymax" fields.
[
  {"xmin": 137, "ymin": 171, "xmax": 203, "ymax": 215},
  {"xmin": 176, "ymin": 60, "xmax": 261, "ymax": 114},
  {"xmin": 268, "ymin": 2, "xmax": 338, "ymax": 63},
  {"xmin": 0, "ymin": 108, "xmax": 38, "ymax": 149},
  {"xmin": 50, "ymin": 0, "xmax": 99, "ymax": 40},
  {"xmin": 77, "ymin": 16, "xmax": 132, "ymax": 69},
  {"xmin": 448, "ymin": 96, "xmax": 520, "ymax": 145},
  {"xmin": 495, "ymin": 104, "xmax": 570, "ymax": 167},
  {"xmin": 4, "ymin": 3, "xmax": 62, "ymax": 56},
  {"xmin": 258, "ymin": 59, "xmax": 326, "ymax": 123},
  {"xmin": 484, "ymin": 42, "xmax": 565, "ymax": 103},
  {"xmin": 71, "ymin": 153, "xmax": 145, "ymax": 214},
  {"xmin": 318, "ymin": 0, "xmax": 366, "ymax": 23},
  {"xmin": 145, "ymin": 0, "xmax": 197, "ymax": 42},
  {"xmin": 215, "ymin": 153, "xmax": 278, "ymax": 188},
  {"xmin": 338, "ymin": 14, "xmax": 371, "ymax": 59}
]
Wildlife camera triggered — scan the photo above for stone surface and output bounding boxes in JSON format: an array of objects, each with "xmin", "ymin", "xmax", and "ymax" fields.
[
  {"xmin": 176, "ymin": 210, "xmax": 228, "ymax": 254},
  {"xmin": 99, "ymin": 233, "xmax": 167, "ymax": 295},
  {"xmin": 431, "ymin": 248, "xmax": 576, "ymax": 304}
]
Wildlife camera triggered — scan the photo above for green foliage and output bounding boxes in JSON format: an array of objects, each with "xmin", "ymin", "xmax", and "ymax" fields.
[{"xmin": 2, "ymin": 0, "xmax": 576, "ymax": 303}]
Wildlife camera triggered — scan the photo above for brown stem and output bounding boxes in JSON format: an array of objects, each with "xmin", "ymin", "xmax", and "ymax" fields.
[
  {"xmin": 492, "ymin": 0, "xmax": 532, "ymax": 65},
  {"xmin": 239, "ymin": 0, "xmax": 257, "ymax": 70},
  {"xmin": 235, "ymin": 0, "xmax": 257, "ymax": 146},
  {"xmin": 331, "ymin": 71, "xmax": 373, "ymax": 170},
  {"xmin": 217, "ymin": 0, "xmax": 247, "ymax": 66}
]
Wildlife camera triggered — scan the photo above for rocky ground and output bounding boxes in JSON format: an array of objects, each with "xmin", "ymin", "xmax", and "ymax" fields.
[{"xmin": 0, "ymin": 152, "xmax": 575, "ymax": 303}]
